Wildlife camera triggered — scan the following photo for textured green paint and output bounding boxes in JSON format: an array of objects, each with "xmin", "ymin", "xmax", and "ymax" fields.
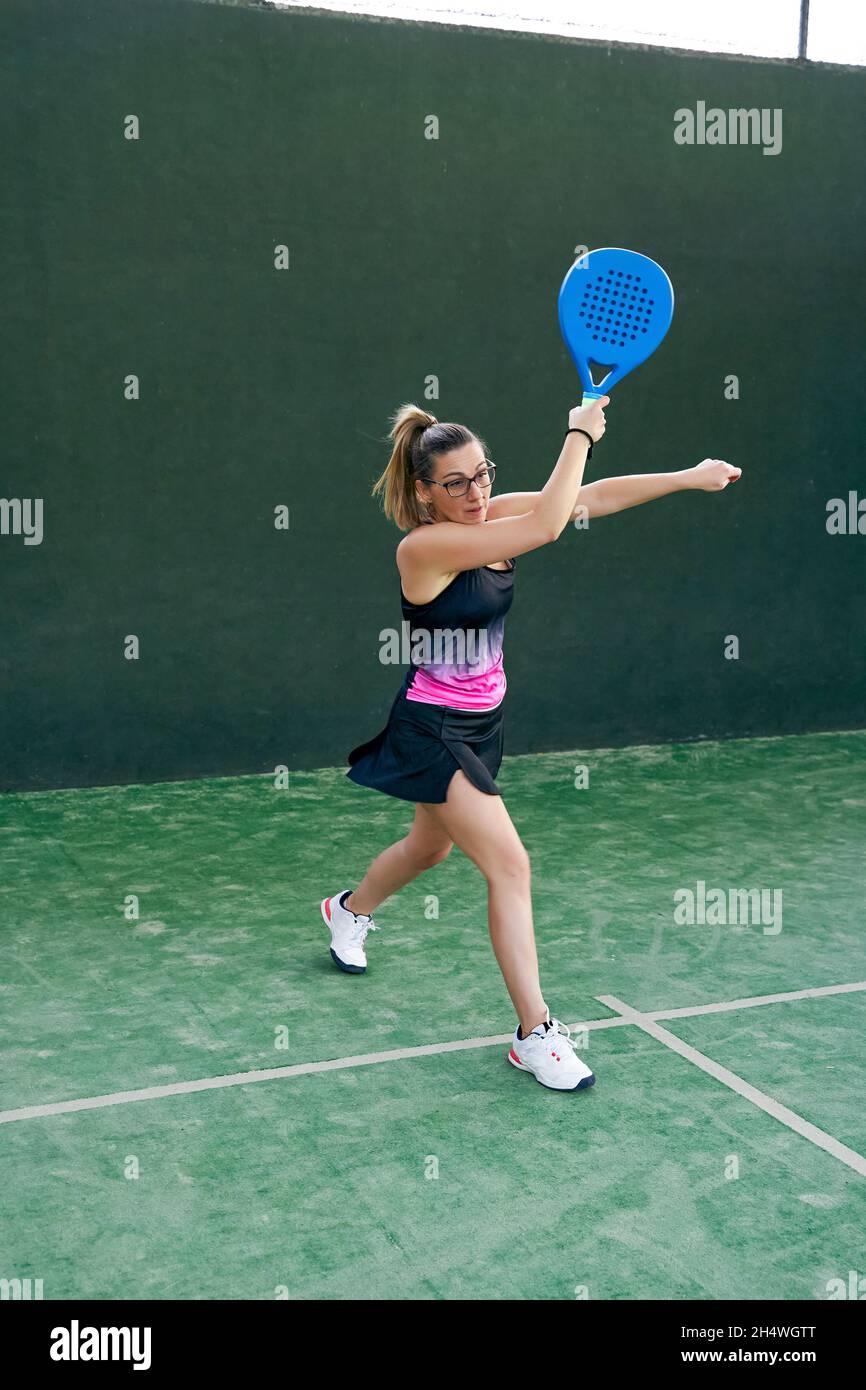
[
  {"xmin": 1, "ymin": 731, "xmax": 864, "ymax": 1297},
  {"xmin": 1, "ymin": 0, "xmax": 865, "ymax": 791}
]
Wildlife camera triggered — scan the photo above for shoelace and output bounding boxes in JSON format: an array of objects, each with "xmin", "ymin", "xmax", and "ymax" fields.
[
  {"xmin": 350, "ymin": 916, "xmax": 378, "ymax": 946},
  {"xmin": 539, "ymin": 1018, "xmax": 576, "ymax": 1062}
]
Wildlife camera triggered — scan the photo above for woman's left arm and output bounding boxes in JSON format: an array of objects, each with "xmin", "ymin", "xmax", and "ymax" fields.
[{"xmin": 487, "ymin": 459, "xmax": 741, "ymax": 522}]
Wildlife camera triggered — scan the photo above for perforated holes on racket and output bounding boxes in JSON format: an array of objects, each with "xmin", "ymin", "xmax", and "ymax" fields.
[{"xmin": 578, "ymin": 269, "xmax": 654, "ymax": 348}]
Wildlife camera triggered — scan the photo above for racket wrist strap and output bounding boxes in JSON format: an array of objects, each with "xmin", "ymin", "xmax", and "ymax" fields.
[{"xmin": 566, "ymin": 427, "xmax": 593, "ymax": 458}]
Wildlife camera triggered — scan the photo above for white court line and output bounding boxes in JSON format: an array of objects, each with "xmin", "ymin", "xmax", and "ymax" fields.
[
  {"xmin": 0, "ymin": 1017, "xmax": 631, "ymax": 1125},
  {"xmin": 644, "ymin": 979, "xmax": 866, "ymax": 1021},
  {"xmin": 599, "ymin": 993, "xmax": 866, "ymax": 1179},
  {"xmin": 0, "ymin": 978, "xmax": 864, "ymax": 1129}
]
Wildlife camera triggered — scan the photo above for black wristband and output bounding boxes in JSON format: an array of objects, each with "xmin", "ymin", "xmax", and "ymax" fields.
[{"xmin": 567, "ymin": 427, "xmax": 593, "ymax": 458}]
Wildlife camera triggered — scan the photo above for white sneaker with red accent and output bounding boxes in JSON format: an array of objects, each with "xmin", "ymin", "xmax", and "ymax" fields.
[
  {"xmin": 320, "ymin": 889, "xmax": 378, "ymax": 974},
  {"xmin": 508, "ymin": 1017, "xmax": 595, "ymax": 1091}
]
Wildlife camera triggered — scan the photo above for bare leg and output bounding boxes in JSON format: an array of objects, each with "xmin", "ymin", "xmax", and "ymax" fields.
[
  {"xmin": 346, "ymin": 804, "xmax": 454, "ymax": 916},
  {"xmin": 419, "ymin": 771, "xmax": 548, "ymax": 1039}
]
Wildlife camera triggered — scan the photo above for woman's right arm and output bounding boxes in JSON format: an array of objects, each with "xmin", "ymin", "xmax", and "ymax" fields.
[
  {"xmin": 398, "ymin": 397, "xmax": 609, "ymax": 576},
  {"xmin": 532, "ymin": 396, "xmax": 609, "ymax": 538}
]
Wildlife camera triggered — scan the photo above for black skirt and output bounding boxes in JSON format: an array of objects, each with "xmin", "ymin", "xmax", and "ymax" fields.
[{"xmin": 346, "ymin": 681, "xmax": 505, "ymax": 804}]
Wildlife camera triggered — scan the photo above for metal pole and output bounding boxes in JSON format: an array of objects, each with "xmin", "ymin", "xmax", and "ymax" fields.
[{"xmin": 798, "ymin": 0, "xmax": 810, "ymax": 61}]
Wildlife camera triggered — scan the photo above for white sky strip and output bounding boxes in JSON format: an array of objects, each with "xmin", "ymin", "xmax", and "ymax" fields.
[
  {"xmin": 272, "ymin": 0, "xmax": 796, "ymax": 56},
  {"xmin": 806, "ymin": 0, "xmax": 866, "ymax": 63},
  {"xmin": 269, "ymin": 0, "xmax": 863, "ymax": 65}
]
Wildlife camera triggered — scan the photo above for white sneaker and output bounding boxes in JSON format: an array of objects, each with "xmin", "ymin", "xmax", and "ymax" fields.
[
  {"xmin": 320, "ymin": 889, "xmax": 378, "ymax": 973},
  {"xmin": 508, "ymin": 1016, "xmax": 596, "ymax": 1091}
]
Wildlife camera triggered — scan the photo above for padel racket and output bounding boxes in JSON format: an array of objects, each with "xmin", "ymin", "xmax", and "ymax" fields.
[{"xmin": 558, "ymin": 247, "xmax": 674, "ymax": 403}]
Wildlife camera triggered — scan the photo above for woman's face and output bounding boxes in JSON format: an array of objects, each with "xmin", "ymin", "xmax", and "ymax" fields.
[{"xmin": 417, "ymin": 442, "xmax": 492, "ymax": 524}]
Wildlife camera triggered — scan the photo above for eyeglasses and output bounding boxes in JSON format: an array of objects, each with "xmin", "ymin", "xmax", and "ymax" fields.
[{"xmin": 421, "ymin": 461, "xmax": 497, "ymax": 499}]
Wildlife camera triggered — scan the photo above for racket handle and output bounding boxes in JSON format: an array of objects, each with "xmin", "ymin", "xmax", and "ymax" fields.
[{"xmin": 581, "ymin": 390, "xmax": 605, "ymax": 405}]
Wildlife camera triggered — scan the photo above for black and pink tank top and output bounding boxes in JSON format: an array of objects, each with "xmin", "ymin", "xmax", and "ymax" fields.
[{"xmin": 399, "ymin": 556, "xmax": 517, "ymax": 712}]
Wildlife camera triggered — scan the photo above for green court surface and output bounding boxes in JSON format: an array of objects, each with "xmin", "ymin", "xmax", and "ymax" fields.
[{"xmin": 1, "ymin": 730, "xmax": 864, "ymax": 1300}]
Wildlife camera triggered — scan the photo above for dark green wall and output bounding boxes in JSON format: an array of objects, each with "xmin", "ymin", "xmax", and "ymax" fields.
[{"xmin": 2, "ymin": 0, "xmax": 864, "ymax": 791}]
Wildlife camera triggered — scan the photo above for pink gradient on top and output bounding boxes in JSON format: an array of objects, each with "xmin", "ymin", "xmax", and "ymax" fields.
[{"xmin": 405, "ymin": 653, "xmax": 506, "ymax": 711}]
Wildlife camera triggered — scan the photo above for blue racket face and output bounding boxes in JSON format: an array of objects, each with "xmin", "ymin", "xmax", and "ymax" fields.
[{"xmin": 558, "ymin": 248, "xmax": 674, "ymax": 399}]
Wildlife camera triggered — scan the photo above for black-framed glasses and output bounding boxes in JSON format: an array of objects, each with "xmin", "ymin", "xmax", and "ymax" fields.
[{"xmin": 422, "ymin": 461, "xmax": 497, "ymax": 499}]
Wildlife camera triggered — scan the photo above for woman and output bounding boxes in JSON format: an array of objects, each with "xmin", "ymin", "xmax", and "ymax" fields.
[{"xmin": 323, "ymin": 400, "xmax": 740, "ymax": 1092}]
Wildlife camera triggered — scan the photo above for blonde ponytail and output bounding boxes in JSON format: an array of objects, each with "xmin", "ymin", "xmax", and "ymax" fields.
[{"xmin": 371, "ymin": 403, "xmax": 480, "ymax": 532}]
